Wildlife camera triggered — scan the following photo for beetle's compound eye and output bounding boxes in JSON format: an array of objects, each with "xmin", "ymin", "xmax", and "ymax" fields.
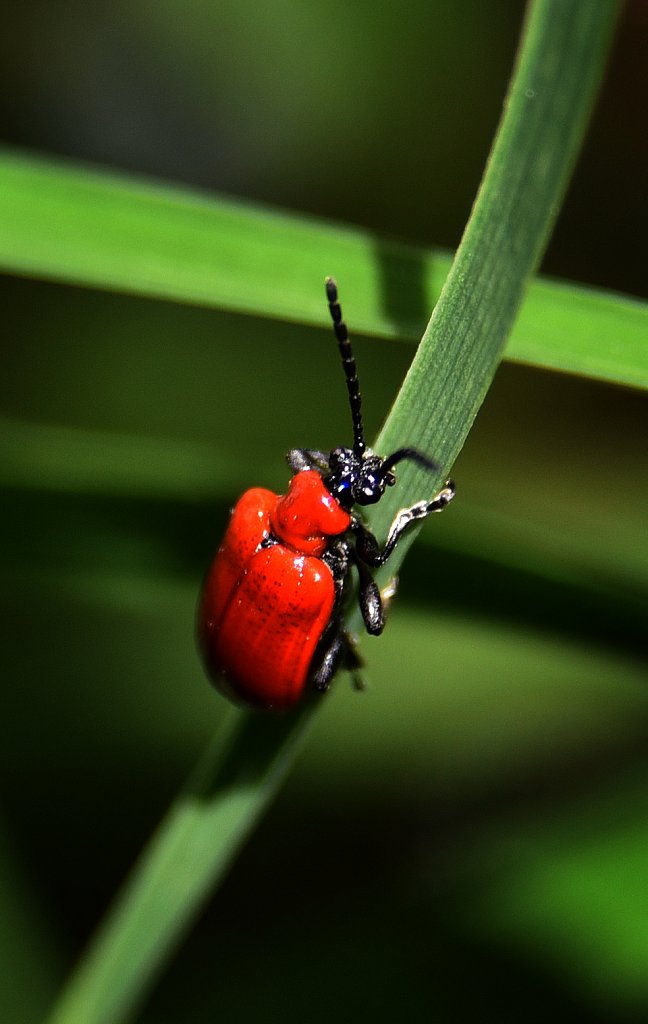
[
  {"xmin": 324, "ymin": 447, "xmax": 361, "ymax": 509},
  {"xmin": 328, "ymin": 475, "xmax": 353, "ymax": 505}
]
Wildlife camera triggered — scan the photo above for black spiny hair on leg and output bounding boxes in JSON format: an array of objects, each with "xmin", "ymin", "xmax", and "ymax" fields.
[{"xmin": 325, "ymin": 276, "xmax": 365, "ymax": 456}]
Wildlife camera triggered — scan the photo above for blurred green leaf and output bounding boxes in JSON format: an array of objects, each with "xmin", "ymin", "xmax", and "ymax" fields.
[
  {"xmin": 0, "ymin": 146, "xmax": 645, "ymax": 390},
  {"xmin": 460, "ymin": 772, "xmax": 648, "ymax": 1012},
  {"xmin": 0, "ymin": 416, "xmax": 231, "ymax": 501}
]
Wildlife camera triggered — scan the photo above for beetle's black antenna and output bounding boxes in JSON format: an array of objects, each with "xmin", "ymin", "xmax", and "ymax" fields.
[
  {"xmin": 380, "ymin": 447, "xmax": 440, "ymax": 478},
  {"xmin": 325, "ymin": 277, "xmax": 365, "ymax": 456}
]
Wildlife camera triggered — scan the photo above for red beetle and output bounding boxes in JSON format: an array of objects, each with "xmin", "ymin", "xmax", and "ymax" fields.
[{"xmin": 199, "ymin": 278, "xmax": 455, "ymax": 711}]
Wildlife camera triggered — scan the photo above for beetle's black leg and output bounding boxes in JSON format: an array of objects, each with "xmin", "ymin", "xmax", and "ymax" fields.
[
  {"xmin": 353, "ymin": 552, "xmax": 384, "ymax": 636},
  {"xmin": 286, "ymin": 448, "xmax": 330, "ymax": 474},
  {"xmin": 354, "ymin": 480, "xmax": 455, "ymax": 567},
  {"xmin": 310, "ymin": 623, "xmax": 364, "ymax": 693}
]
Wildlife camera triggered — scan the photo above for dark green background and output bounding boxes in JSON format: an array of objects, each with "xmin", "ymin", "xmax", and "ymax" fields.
[{"xmin": 1, "ymin": 2, "xmax": 646, "ymax": 1022}]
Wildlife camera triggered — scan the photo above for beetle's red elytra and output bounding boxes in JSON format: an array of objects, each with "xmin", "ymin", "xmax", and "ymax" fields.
[{"xmin": 198, "ymin": 278, "xmax": 455, "ymax": 711}]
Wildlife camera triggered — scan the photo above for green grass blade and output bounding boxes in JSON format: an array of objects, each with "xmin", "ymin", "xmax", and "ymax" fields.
[
  {"xmin": 513, "ymin": 278, "xmax": 648, "ymax": 388},
  {"xmin": 45, "ymin": 3, "xmax": 621, "ymax": 1022},
  {"xmin": 370, "ymin": 0, "xmax": 621, "ymax": 551},
  {"xmin": 1, "ymin": 143, "xmax": 645, "ymax": 389},
  {"xmin": 47, "ymin": 708, "xmax": 317, "ymax": 1024}
]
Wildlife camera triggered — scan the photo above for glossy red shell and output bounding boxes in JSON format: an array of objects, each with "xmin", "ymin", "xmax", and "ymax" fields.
[{"xmin": 199, "ymin": 471, "xmax": 351, "ymax": 711}]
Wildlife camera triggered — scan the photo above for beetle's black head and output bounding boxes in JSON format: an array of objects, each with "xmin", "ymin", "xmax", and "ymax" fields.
[
  {"xmin": 324, "ymin": 277, "xmax": 439, "ymax": 510},
  {"xmin": 324, "ymin": 447, "xmax": 393, "ymax": 510},
  {"xmin": 324, "ymin": 445, "xmax": 438, "ymax": 511}
]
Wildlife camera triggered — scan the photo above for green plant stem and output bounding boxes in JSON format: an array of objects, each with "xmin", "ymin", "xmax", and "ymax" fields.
[
  {"xmin": 371, "ymin": 0, "xmax": 621, "ymax": 551},
  {"xmin": 45, "ymin": 2, "xmax": 621, "ymax": 1022},
  {"xmin": 46, "ymin": 706, "xmax": 317, "ymax": 1024}
]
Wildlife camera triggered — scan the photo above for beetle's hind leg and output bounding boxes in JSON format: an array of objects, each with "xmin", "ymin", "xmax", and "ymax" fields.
[{"xmin": 310, "ymin": 622, "xmax": 365, "ymax": 694}]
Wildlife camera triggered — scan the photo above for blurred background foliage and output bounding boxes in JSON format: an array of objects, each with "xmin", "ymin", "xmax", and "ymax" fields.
[{"xmin": 0, "ymin": 1, "xmax": 647, "ymax": 1022}]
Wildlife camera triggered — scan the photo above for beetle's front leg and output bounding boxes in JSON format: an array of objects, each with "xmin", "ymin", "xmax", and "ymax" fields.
[{"xmin": 354, "ymin": 479, "xmax": 455, "ymax": 567}]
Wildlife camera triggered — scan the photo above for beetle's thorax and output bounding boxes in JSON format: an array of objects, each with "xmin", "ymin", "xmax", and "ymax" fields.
[{"xmin": 270, "ymin": 470, "xmax": 351, "ymax": 556}]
